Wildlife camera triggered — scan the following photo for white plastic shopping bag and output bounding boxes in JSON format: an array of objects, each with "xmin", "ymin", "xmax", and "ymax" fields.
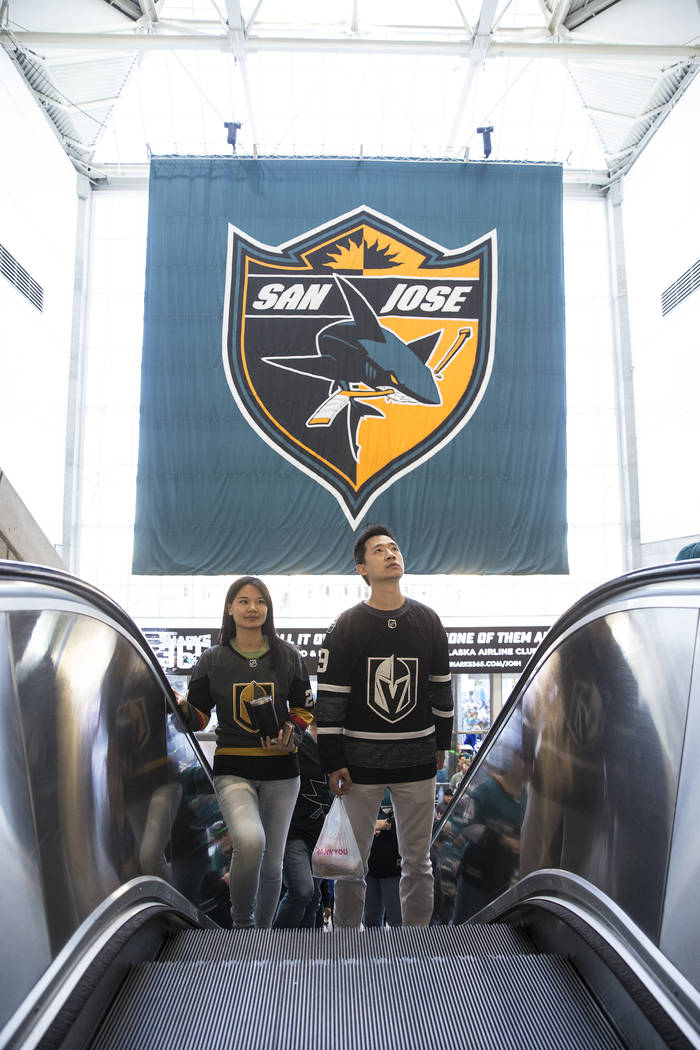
[{"xmin": 311, "ymin": 796, "xmax": 364, "ymax": 880}]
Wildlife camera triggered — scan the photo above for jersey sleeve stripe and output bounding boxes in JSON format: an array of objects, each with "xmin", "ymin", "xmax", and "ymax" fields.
[
  {"xmin": 317, "ymin": 683, "xmax": 352, "ymax": 694},
  {"xmin": 432, "ymin": 706, "xmax": 454, "ymax": 718},
  {"xmin": 316, "ymin": 726, "xmax": 344, "ymax": 735},
  {"xmin": 429, "ymin": 673, "xmax": 452, "ymax": 682},
  {"xmin": 289, "ymin": 709, "xmax": 314, "ymax": 729}
]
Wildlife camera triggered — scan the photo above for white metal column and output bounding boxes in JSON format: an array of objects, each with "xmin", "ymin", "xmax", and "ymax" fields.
[
  {"xmin": 62, "ymin": 173, "xmax": 93, "ymax": 574},
  {"xmin": 606, "ymin": 178, "xmax": 641, "ymax": 571}
]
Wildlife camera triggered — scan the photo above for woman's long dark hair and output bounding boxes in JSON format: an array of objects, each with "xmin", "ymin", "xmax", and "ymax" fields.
[{"xmin": 219, "ymin": 576, "xmax": 282, "ymax": 663}]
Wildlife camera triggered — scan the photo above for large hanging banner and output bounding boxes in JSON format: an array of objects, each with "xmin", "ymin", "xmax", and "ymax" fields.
[{"xmin": 134, "ymin": 158, "xmax": 567, "ymax": 575}]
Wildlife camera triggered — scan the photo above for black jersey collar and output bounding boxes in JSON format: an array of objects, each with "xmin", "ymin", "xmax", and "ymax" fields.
[{"xmin": 361, "ymin": 597, "xmax": 412, "ymax": 621}]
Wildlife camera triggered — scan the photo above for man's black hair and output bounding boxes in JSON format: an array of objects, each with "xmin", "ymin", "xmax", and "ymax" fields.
[{"xmin": 353, "ymin": 523, "xmax": 397, "ymax": 566}]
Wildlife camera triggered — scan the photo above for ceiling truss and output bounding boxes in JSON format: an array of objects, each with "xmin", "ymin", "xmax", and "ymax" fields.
[
  {"xmin": 1, "ymin": 0, "xmax": 698, "ymax": 182},
  {"xmin": 3, "ymin": 27, "xmax": 698, "ymax": 59}
]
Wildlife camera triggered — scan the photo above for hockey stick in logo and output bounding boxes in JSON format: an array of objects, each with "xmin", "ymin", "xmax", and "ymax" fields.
[
  {"xmin": 432, "ymin": 326, "xmax": 473, "ymax": 380},
  {"xmin": 306, "ymin": 389, "xmax": 386, "ymax": 427}
]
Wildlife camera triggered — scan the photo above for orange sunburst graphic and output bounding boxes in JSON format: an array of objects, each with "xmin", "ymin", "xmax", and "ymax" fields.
[
  {"xmin": 322, "ymin": 231, "xmax": 401, "ymax": 271},
  {"xmin": 224, "ymin": 205, "xmax": 496, "ymax": 526}
]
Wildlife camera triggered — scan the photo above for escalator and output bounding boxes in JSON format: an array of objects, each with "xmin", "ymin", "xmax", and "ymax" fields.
[
  {"xmin": 90, "ymin": 926, "xmax": 627, "ymax": 1050},
  {"xmin": 1, "ymin": 560, "xmax": 699, "ymax": 1049}
]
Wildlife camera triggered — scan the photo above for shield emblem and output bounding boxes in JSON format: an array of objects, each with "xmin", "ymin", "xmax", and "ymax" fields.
[
  {"xmin": 234, "ymin": 680, "xmax": 273, "ymax": 733},
  {"xmin": 224, "ymin": 206, "xmax": 496, "ymax": 526},
  {"xmin": 367, "ymin": 655, "xmax": 418, "ymax": 723}
]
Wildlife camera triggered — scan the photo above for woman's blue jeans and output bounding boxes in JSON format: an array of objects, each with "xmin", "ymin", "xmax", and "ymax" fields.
[{"xmin": 273, "ymin": 836, "xmax": 322, "ymax": 929}]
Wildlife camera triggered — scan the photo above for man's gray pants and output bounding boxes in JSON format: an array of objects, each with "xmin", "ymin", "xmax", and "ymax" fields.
[{"xmin": 334, "ymin": 776, "xmax": 436, "ymax": 927}]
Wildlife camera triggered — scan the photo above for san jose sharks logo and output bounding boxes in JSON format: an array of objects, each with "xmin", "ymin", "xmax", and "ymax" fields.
[
  {"xmin": 223, "ymin": 206, "xmax": 496, "ymax": 526},
  {"xmin": 301, "ymin": 778, "xmax": 331, "ymax": 821}
]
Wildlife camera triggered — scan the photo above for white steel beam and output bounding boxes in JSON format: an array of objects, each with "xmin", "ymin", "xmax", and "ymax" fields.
[
  {"xmin": 566, "ymin": 0, "xmax": 619, "ymax": 31},
  {"xmin": 137, "ymin": 0, "xmax": 159, "ymax": 24},
  {"xmin": 446, "ymin": 0, "xmax": 501, "ymax": 153},
  {"xmin": 547, "ymin": 0, "xmax": 573, "ymax": 35},
  {"xmin": 452, "ymin": 0, "xmax": 472, "ymax": 35},
  {"xmin": 3, "ymin": 29, "xmax": 698, "ymax": 60},
  {"xmin": 223, "ymin": 0, "xmax": 259, "ymax": 149},
  {"xmin": 475, "ymin": 0, "xmax": 501, "ymax": 45},
  {"xmin": 609, "ymin": 66, "xmax": 699, "ymax": 178},
  {"xmin": 446, "ymin": 61, "xmax": 481, "ymax": 152},
  {"xmin": 583, "ymin": 101, "xmax": 670, "ymax": 123},
  {"xmin": 32, "ymin": 88, "xmax": 121, "ymax": 113},
  {"xmin": 246, "ymin": 0, "xmax": 265, "ymax": 33},
  {"xmin": 351, "ymin": 0, "xmax": 359, "ymax": 35},
  {"xmin": 492, "ymin": 0, "xmax": 516, "ymax": 32},
  {"xmin": 206, "ymin": 0, "xmax": 230, "ymax": 30},
  {"xmin": 224, "ymin": 0, "xmax": 244, "ymax": 34}
]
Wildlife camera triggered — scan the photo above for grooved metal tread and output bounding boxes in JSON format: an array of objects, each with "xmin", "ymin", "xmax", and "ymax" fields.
[
  {"xmin": 91, "ymin": 953, "xmax": 625, "ymax": 1050},
  {"xmin": 160, "ymin": 923, "xmax": 536, "ymax": 963}
]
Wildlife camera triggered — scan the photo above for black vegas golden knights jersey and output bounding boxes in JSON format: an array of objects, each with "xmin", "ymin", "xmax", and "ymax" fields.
[{"xmin": 316, "ymin": 598, "xmax": 453, "ymax": 784}]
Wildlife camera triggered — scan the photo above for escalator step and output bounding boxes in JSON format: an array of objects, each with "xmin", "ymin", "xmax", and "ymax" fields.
[
  {"xmin": 90, "ymin": 954, "xmax": 625, "ymax": 1050},
  {"xmin": 160, "ymin": 924, "xmax": 535, "ymax": 963}
]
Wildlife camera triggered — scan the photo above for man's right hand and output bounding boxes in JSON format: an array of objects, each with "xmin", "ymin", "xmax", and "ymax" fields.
[{"xmin": 330, "ymin": 767, "xmax": 353, "ymax": 796}]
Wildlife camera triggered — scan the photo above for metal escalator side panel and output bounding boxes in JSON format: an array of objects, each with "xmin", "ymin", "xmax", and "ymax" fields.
[
  {"xmin": 518, "ymin": 605, "xmax": 694, "ymax": 939},
  {"xmin": 0, "ymin": 610, "xmax": 52, "ymax": 1034},
  {"xmin": 432, "ymin": 599, "xmax": 698, "ymax": 956},
  {"xmin": 0, "ymin": 879, "xmax": 211, "ymax": 1050},
  {"xmin": 660, "ymin": 609, "xmax": 700, "ymax": 990},
  {"xmin": 5, "ymin": 605, "xmax": 228, "ymax": 946},
  {"xmin": 0, "ymin": 570, "xmax": 231, "ymax": 1040}
]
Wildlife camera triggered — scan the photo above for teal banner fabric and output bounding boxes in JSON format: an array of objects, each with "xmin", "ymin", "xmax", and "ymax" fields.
[{"xmin": 134, "ymin": 157, "xmax": 567, "ymax": 575}]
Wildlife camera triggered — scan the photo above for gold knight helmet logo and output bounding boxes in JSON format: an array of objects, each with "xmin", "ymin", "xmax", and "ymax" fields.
[
  {"xmin": 234, "ymin": 680, "xmax": 274, "ymax": 733},
  {"xmin": 223, "ymin": 206, "xmax": 496, "ymax": 525}
]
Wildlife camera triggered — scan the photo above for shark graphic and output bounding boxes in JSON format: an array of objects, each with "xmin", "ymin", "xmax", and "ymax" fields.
[
  {"xmin": 301, "ymin": 777, "xmax": 331, "ymax": 821},
  {"xmin": 263, "ymin": 275, "xmax": 444, "ymax": 461}
]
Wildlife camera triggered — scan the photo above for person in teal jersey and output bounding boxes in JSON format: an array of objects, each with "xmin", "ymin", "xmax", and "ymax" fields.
[
  {"xmin": 452, "ymin": 758, "xmax": 522, "ymax": 923},
  {"xmin": 676, "ymin": 541, "xmax": 700, "ymax": 560}
]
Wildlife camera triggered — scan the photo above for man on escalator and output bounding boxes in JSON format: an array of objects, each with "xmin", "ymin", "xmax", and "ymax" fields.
[{"xmin": 316, "ymin": 524, "xmax": 453, "ymax": 928}]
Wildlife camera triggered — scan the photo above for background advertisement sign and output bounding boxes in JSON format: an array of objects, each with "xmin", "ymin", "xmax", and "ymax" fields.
[{"xmin": 143, "ymin": 624, "xmax": 549, "ymax": 678}]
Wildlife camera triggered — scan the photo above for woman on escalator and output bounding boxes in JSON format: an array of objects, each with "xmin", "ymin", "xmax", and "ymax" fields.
[{"xmin": 176, "ymin": 577, "xmax": 314, "ymax": 928}]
